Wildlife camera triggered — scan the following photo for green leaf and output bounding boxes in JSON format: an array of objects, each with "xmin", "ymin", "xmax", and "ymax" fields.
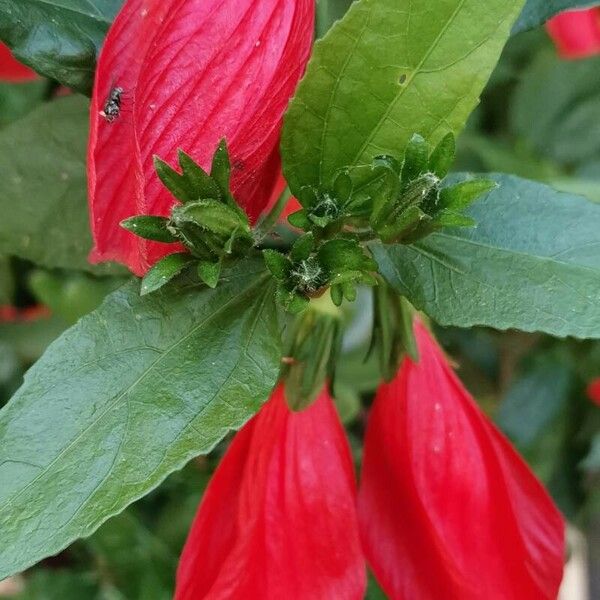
[
  {"xmin": 0, "ymin": 80, "xmax": 47, "ymax": 129},
  {"xmin": 511, "ymin": 50, "xmax": 600, "ymax": 168},
  {"xmin": 374, "ymin": 174, "xmax": 600, "ymax": 338},
  {"xmin": 513, "ymin": 0, "xmax": 599, "ymax": 34},
  {"xmin": 0, "ymin": 0, "xmax": 124, "ymax": 95},
  {"xmin": 121, "ymin": 216, "xmax": 178, "ymax": 243},
  {"xmin": 0, "ymin": 258, "xmax": 280, "ymax": 579},
  {"xmin": 282, "ymin": 0, "xmax": 525, "ymax": 197},
  {"xmin": 0, "ymin": 96, "xmax": 123, "ymax": 275},
  {"xmin": 141, "ymin": 253, "xmax": 195, "ymax": 296},
  {"xmin": 497, "ymin": 353, "xmax": 572, "ymax": 447}
]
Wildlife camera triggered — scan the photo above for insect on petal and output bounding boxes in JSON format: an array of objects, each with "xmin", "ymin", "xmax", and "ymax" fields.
[{"xmin": 88, "ymin": 0, "xmax": 314, "ymax": 275}]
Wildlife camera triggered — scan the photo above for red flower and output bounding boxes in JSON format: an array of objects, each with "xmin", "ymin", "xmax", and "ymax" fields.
[
  {"xmin": 88, "ymin": 0, "xmax": 314, "ymax": 275},
  {"xmin": 547, "ymin": 7, "xmax": 600, "ymax": 59},
  {"xmin": 174, "ymin": 386, "xmax": 365, "ymax": 600},
  {"xmin": 586, "ymin": 378, "xmax": 600, "ymax": 407},
  {"xmin": 0, "ymin": 305, "xmax": 50, "ymax": 322},
  {"xmin": 0, "ymin": 43, "xmax": 37, "ymax": 82},
  {"xmin": 358, "ymin": 321, "xmax": 565, "ymax": 599}
]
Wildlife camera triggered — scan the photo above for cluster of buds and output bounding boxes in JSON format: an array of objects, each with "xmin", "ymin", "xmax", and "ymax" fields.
[
  {"xmin": 121, "ymin": 141, "xmax": 253, "ymax": 294},
  {"xmin": 370, "ymin": 133, "xmax": 495, "ymax": 244},
  {"xmin": 263, "ymin": 232, "xmax": 377, "ymax": 314}
]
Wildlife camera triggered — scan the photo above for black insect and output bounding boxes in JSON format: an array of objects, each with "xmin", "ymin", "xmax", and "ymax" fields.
[{"xmin": 100, "ymin": 86, "xmax": 124, "ymax": 122}]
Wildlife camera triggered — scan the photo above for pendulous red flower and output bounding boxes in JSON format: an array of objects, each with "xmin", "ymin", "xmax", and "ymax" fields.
[
  {"xmin": 88, "ymin": 0, "xmax": 314, "ymax": 275},
  {"xmin": 357, "ymin": 321, "xmax": 565, "ymax": 599},
  {"xmin": 547, "ymin": 7, "xmax": 600, "ymax": 59},
  {"xmin": 174, "ymin": 386, "xmax": 365, "ymax": 600},
  {"xmin": 0, "ymin": 43, "xmax": 37, "ymax": 82}
]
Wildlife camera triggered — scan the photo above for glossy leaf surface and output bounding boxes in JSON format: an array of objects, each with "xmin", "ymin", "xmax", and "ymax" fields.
[
  {"xmin": 0, "ymin": 259, "xmax": 280, "ymax": 579},
  {"xmin": 374, "ymin": 175, "xmax": 600, "ymax": 338}
]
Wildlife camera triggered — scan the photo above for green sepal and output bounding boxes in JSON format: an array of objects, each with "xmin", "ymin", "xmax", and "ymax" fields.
[
  {"xmin": 282, "ymin": 302, "xmax": 343, "ymax": 411},
  {"xmin": 120, "ymin": 216, "xmax": 178, "ymax": 243},
  {"xmin": 296, "ymin": 186, "xmax": 319, "ymax": 209},
  {"xmin": 317, "ymin": 238, "xmax": 377, "ymax": 275},
  {"xmin": 401, "ymin": 133, "xmax": 429, "ymax": 184},
  {"xmin": 428, "ymin": 133, "xmax": 456, "ymax": 179},
  {"xmin": 172, "ymin": 200, "xmax": 250, "ymax": 238},
  {"xmin": 341, "ymin": 281, "xmax": 357, "ymax": 302},
  {"xmin": 276, "ymin": 286, "xmax": 310, "ymax": 314},
  {"xmin": 330, "ymin": 284, "xmax": 344, "ymax": 307},
  {"xmin": 290, "ymin": 232, "xmax": 315, "ymax": 262},
  {"xmin": 262, "ymin": 249, "xmax": 291, "ymax": 280},
  {"xmin": 332, "ymin": 171, "xmax": 353, "ymax": 204},
  {"xmin": 177, "ymin": 149, "xmax": 222, "ymax": 201},
  {"xmin": 439, "ymin": 179, "xmax": 496, "ymax": 211},
  {"xmin": 140, "ymin": 252, "xmax": 194, "ymax": 296},
  {"xmin": 434, "ymin": 210, "xmax": 477, "ymax": 228},
  {"xmin": 288, "ymin": 209, "xmax": 312, "ymax": 230},
  {"xmin": 378, "ymin": 205, "xmax": 425, "ymax": 244},
  {"xmin": 154, "ymin": 156, "xmax": 195, "ymax": 204},
  {"xmin": 210, "ymin": 139, "xmax": 233, "ymax": 201},
  {"xmin": 373, "ymin": 154, "xmax": 401, "ymax": 175},
  {"xmin": 197, "ymin": 260, "xmax": 221, "ymax": 289},
  {"xmin": 370, "ymin": 284, "xmax": 418, "ymax": 381}
]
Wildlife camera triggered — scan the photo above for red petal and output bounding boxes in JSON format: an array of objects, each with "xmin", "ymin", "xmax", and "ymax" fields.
[
  {"xmin": 586, "ymin": 378, "xmax": 600, "ymax": 407},
  {"xmin": 547, "ymin": 8, "xmax": 600, "ymax": 59},
  {"xmin": 0, "ymin": 43, "xmax": 37, "ymax": 82},
  {"xmin": 358, "ymin": 322, "xmax": 565, "ymax": 600},
  {"xmin": 175, "ymin": 386, "xmax": 366, "ymax": 600},
  {"xmin": 89, "ymin": 0, "xmax": 314, "ymax": 275},
  {"xmin": 0, "ymin": 305, "xmax": 50, "ymax": 322}
]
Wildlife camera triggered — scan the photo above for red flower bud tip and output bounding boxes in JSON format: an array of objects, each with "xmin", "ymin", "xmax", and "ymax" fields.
[
  {"xmin": 586, "ymin": 378, "xmax": 600, "ymax": 407},
  {"xmin": 547, "ymin": 8, "xmax": 600, "ymax": 59},
  {"xmin": 358, "ymin": 321, "xmax": 565, "ymax": 600},
  {"xmin": 174, "ymin": 386, "xmax": 366, "ymax": 600},
  {"xmin": 88, "ymin": 0, "xmax": 315, "ymax": 275},
  {"xmin": 0, "ymin": 43, "xmax": 37, "ymax": 82},
  {"xmin": 0, "ymin": 305, "xmax": 50, "ymax": 322}
]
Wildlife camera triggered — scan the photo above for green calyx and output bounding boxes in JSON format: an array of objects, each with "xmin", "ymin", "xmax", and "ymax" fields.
[
  {"xmin": 370, "ymin": 133, "xmax": 495, "ymax": 244},
  {"xmin": 282, "ymin": 299, "xmax": 344, "ymax": 411},
  {"xmin": 121, "ymin": 140, "xmax": 253, "ymax": 293},
  {"xmin": 288, "ymin": 170, "xmax": 369, "ymax": 234},
  {"xmin": 263, "ymin": 232, "xmax": 377, "ymax": 314}
]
